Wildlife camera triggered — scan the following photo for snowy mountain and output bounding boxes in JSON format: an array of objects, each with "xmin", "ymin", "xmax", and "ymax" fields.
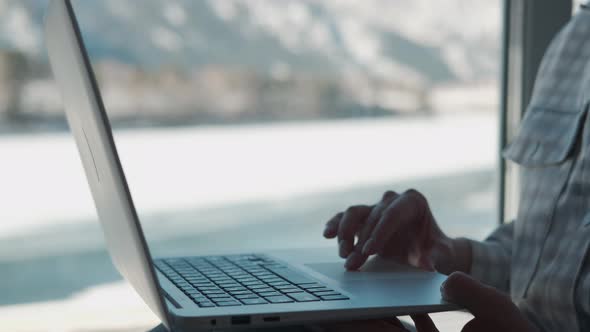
[{"xmin": 0, "ymin": 0, "xmax": 501, "ymax": 84}]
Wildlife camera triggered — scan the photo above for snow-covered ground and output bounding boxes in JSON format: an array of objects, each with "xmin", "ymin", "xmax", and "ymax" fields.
[
  {"xmin": 0, "ymin": 112, "xmax": 496, "ymax": 239},
  {"xmin": 0, "ymin": 113, "xmax": 498, "ymax": 331}
]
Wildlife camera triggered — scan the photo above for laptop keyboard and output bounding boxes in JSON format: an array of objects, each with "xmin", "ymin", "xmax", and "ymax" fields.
[{"xmin": 154, "ymin": 254, "xmax": 349, "ymax": 308}]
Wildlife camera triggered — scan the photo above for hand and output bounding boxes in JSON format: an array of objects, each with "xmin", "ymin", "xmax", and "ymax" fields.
[
  {"xmin": 323, "ymin": 190, "xmax": 457, "ymax": 271},
  {"xmin": 442, "ymin": 272, "xmax": 538, "ymax": 332}
]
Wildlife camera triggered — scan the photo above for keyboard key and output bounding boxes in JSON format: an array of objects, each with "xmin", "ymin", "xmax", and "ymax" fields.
[
  {"xmin": 319, "ymin": 295, "xmax": 350, "ymax": 301},
  {"xmin": 183, "ymin": 272, "xmax": 203, "ymax": 277},
  {"xmin": 258, "ymin": 291, "xmax": 282, "ymax": 297},
  {"xmin": 251, "ymin": 272, "xmax": 274, "ymax": 277},
  {"xmin": 241, "ymin": 298, "xmax": 268, "ymax": 305},
  {"xmin": 264, "ymin": 266, "xmax": 317, "ymax": 285},
  {"xmin": 288, "ymin": 292, "xmax": 320, "ymax": 302},
  {"xmin": 307, "ymin": 287, "xmax": 332, "ymax": 293},
  {"xmin": 235, "ymin": 277, "xmax": 257, "ymax": 282},
  {"xmin": 313, "ymin": 291, "xmax": 341, "ymax": 297},
  {"xmin": 242, "ymin": 281, "xmax": 264, "ymax": 286},
  {"xmin": 265, "ymin": 295, "xmax": 294, "ymax": 304},
  {"xmin": 176, "ymin": 269, "xmax": 195, "ymax": 274},
  {"xmin": 274, "ymin": 284, "xmax": 297, "ymax": 290},
  {"xmin": 300, "ymin": 283, "xmax": 324, "ymax": 290},
  {"xmin": 229, "ymin": 290, "xmax": 252, "ymax": 295},
  {"xmin": 218, "ymin": 283, "xmax": 241, "ymax": 288},
  {"xmin": 198, "ymin": 302, "xmax": 216, "ymax": 308},
  {"xmin": 259, "ymin": 276, "xmax": 283, "ymax": 282},
  {"xmin": 211, "ymin": 278, "xmax": 233, "ymax": 284},
  {"xmin": 191, "ymin": 296, "xmax": 209, "ymax": 302},
  {"xmin": 207, "ymin": 294, "xmax": 232, "ymax": 299},
  {"xmin": 215, "ymin": 300, "xmax": 241, "ymax": 306},
  {"xmin": 280, "ymin": 288, "xmax": 304, "ymax": 294},
  {"xmin": 234, "ymin": 293, "xmax": 259, "ymax": 299},
  {"xmin": 208, "ymin": 276, "xmax": 228, "ymax": 281},
  {"xmin": 223, "ymin": 285, "xmax": 246, "ymax": 291},
  {"xmin": 247, "ymin": 269, "xmax": 266, "ymax": 274},
  {"xmin": 249, "ymin": 285, "xmax": 272, "ymax": 290}
]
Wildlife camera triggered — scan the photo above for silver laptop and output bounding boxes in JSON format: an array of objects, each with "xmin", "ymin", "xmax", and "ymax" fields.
[{"xmin": 44, "ymin": 0, "xmax": 456, "ymax": 330}]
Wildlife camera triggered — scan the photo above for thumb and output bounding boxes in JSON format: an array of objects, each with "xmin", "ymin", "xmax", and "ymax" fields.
[{"xmin": 441, "ymin": 272, "xmax": 517, "ymax": 322}]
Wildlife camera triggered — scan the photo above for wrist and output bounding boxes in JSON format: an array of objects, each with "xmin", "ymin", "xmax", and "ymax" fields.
[
  {"xmin": 432, "ymin": 237, "xmax": 472, "ymax": 275},
  {"xmin": 451, "ymin": 237, "xmax": 473, "ymax": 274}
]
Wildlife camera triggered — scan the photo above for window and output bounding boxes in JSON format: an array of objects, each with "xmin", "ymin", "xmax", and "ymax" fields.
[{"xmin": 0, "ymin": 1, "xmax": 501, "ymax": 330}]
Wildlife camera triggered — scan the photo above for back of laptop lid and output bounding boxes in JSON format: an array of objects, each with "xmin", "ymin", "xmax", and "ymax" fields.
[{"xmin": 44, "ymin": 0, "xmax": 170, "ymax": 327}]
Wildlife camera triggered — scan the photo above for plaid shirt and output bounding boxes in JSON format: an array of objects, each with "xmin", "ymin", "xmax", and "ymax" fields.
[{"xmin": 468, "ymin": 7, "xmax": 590, "ymax": 332}]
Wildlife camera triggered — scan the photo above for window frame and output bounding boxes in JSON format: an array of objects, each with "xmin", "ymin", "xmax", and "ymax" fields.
[{"xmin": 499, "ymin": 0, "xmax": 573, "ymax": 224}]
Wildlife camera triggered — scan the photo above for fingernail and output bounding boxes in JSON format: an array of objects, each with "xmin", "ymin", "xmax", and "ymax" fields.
[
  {"xmin": 362, "ymin": 239, "xmax": 375, "ymax": 255},
  {"xmin": 345, "ymin": 252, "xmax": 360, "ymax": 270}
]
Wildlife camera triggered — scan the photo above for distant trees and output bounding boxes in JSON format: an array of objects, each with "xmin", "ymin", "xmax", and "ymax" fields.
[
  {"xmin": 93, "ymin": 61, "xmax": 430, "ymax": 126},
  {"xmin": 0, "ymin": 52, "xmax": 437, "ymax": 132},
  {"xmin": 0, "ymin": 51, "xmax": 28, "ymax": 122}
]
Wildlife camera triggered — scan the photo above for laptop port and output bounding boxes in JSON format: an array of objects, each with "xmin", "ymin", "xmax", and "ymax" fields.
[
  {"xmin": 231, "ymin": 316, "xmax": 251, "ymax": 325},
  {"xmin": 263, "ymin": 316, "xmax": 280, "ymax": 322}
]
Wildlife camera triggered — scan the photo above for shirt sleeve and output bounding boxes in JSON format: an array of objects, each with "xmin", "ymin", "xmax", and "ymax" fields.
[{"xmin": 468, "ymin": 222, "xmax": 514, "ymax": 292}]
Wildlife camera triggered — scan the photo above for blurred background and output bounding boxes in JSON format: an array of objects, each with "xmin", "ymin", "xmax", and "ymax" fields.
[{"xmin": 0, "ymin": 0, "xmax": 512, "ymax": 331}]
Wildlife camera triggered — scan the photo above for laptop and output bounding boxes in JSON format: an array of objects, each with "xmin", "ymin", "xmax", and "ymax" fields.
[{"xmin": 44, "ymin": 0, "xmax": 456, "ymax": 330}]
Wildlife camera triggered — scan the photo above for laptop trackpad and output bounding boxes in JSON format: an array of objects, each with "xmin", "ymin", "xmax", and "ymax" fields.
[{"xmin": 305, "ymin": 257, "xmax": 431, "ymax": 282}]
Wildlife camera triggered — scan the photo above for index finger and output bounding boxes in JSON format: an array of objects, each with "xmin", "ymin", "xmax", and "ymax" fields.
[
  {"xmin": 337, "ymin": 205, "xmax": 371, "ymax": 258},
  {"xmin": 323, "ymin": 212, "xmax": 343, "ymax": 238}
]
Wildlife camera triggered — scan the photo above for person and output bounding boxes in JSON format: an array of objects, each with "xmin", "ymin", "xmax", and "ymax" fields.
[{"xmin": 320, "ymin": 2, "xmax": 590, "ymax": 332}]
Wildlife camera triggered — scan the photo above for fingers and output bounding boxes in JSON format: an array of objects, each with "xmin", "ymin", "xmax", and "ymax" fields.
[
  {"xmin": 326, "ymin": 189, "xmax": 434, "ymax": 271},
  {"xmin": 363, "ymin": 189, "xmax": 428, "ymax": 256},
  {"xmin": 337, "ymin": 205, "xmax": 372, "ymax": 258},
  {"xmin": 345, "ymin": 192, "xmax": 399, "ymax": 270},
  {"xmin": 411, "ymin": 314, "xmax": 438, "ymax": 332},
  {"xmin": 441, "ymin": 272, "xmax": 518, "ymax": 323},
  {"xmin": 324, "ymin": 212, "xmax": 343, "ymax": 238}
]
